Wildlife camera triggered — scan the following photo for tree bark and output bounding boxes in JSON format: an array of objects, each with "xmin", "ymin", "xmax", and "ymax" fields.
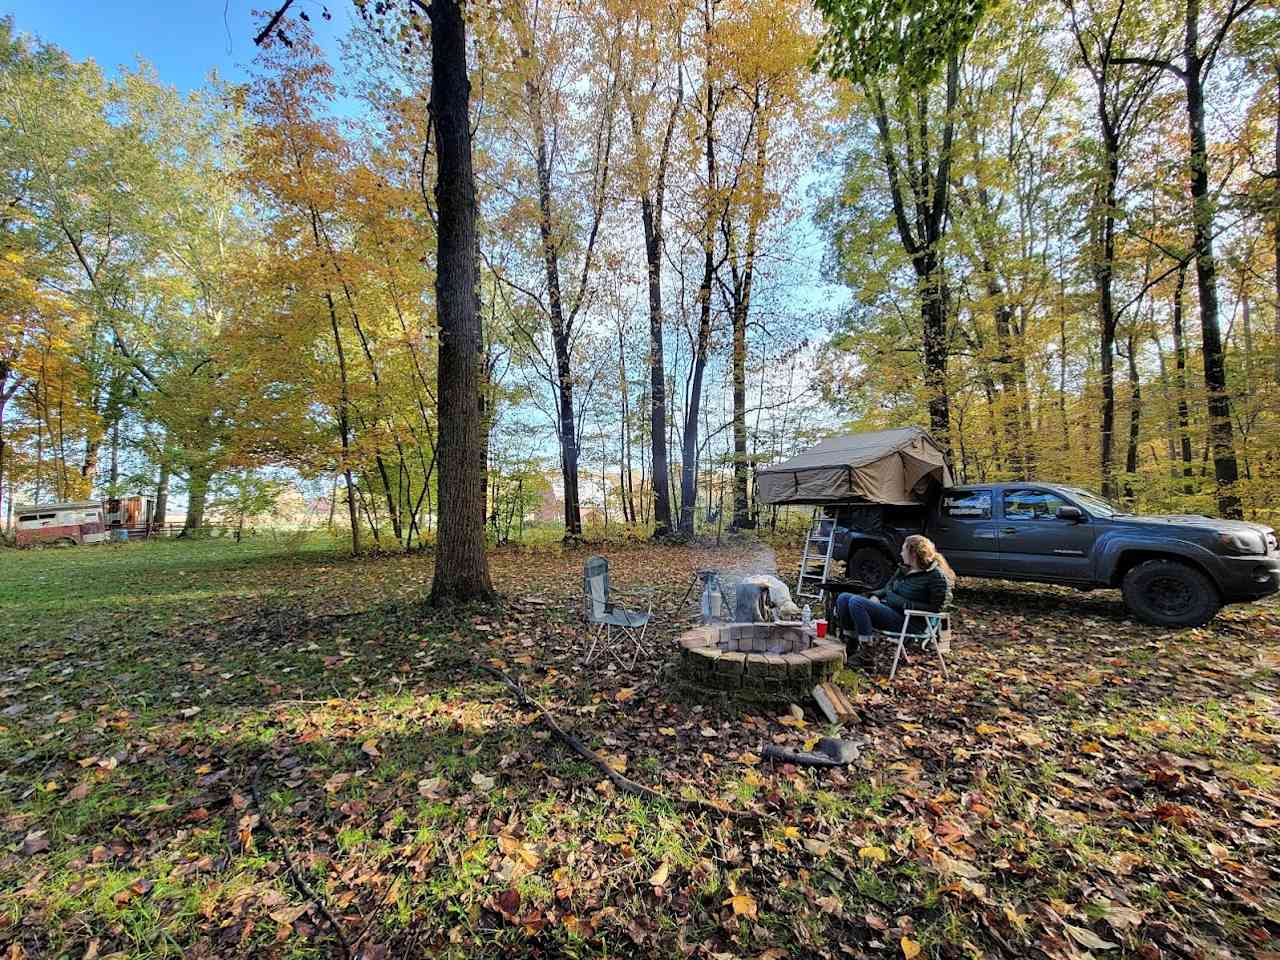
[
  {"xmin": 527, "ymin": 71, "xmax": 584, "ymax": 539},
  {"xmin": 678, "ymin": 63, "xmax": 718, "ymax": 539},
  {"xmin": 728, "ymin": 90, "xmax": 764, "ymax": 530},
  {"xmin": 866, "ymin": 54, "xmax": 958, "ymax": 457},
  {"xmin": 1171, "ymin": 264, "xmax": 1195, "ymax": 492},
  {"xmin": 428, "ymin": 0, "xmax": 496, "ymax": 606},
  {"xmin": 327, "ymin": 294, "xmax": 361, "ymax": 556},
  {"xmin": 184, "ymin": 461, "xmax": 212, "ymax": 531},
  {"xmin": 1123, "ymin": 332, "xmax": 1141, "ymax": 503},
  {"xmin": 629, "ymin": 74, "xmax": 682, "ymax": 539},
  {"xmin": 1181, "ymin": 0, "xmax": 1241, "ymax": 517},
  {"xmin": 154, "ymin": 457, "xmax": 170, "ymax": 530},
  {"xmin": 1274, "ymin": 63, "xmax": 1279, "ymax": 384}
]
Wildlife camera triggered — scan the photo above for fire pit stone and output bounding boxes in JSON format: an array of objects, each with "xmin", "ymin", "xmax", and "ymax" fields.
[{"xmin": 676, "ymin": 622, "xmax": 845, "ymax": 701}]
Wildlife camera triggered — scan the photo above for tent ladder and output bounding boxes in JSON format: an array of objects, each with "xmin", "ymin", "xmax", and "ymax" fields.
[{"xmin": 796, "ymin": 507, "xmax": 836, "ymax": 602}]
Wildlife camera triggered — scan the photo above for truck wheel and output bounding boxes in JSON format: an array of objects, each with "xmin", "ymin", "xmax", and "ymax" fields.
[
  {"xmin": 849, "ymin": 546, "xmax": 894, "ymax": 590},
  {"xmin": 1121, "ymin": 559, "xmax": 1220, "ymax": 627}
]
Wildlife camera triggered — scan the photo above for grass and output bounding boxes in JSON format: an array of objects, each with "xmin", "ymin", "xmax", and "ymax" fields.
[{"xmin": 0, "ymin": 536, "xmax": 1278, "ymax": 958}]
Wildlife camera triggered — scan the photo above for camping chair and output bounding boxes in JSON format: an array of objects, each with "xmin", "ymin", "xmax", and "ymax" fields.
[
  {"xmin": 582, "ymin": 555, "xmax": 655, "ymax": 669},
  {"xmin": 865, "ymin": 610, "xmax": 951, "ymax": 681}
]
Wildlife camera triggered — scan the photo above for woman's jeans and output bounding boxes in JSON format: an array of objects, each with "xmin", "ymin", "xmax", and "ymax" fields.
[{"xmin": 836, "ymin": 593, "xmax": 905, "ymax": 637}]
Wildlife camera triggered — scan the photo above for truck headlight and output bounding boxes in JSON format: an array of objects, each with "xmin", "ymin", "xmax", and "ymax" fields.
[{"xmin": 1219, "ymin": 531, "xmax": 1266, "ymax": 556}]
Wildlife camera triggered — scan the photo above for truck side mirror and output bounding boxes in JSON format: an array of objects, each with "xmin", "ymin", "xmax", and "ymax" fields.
[{"xmin": 1056, "ymin": 506, "xmax": 1084, "ymax": 523}]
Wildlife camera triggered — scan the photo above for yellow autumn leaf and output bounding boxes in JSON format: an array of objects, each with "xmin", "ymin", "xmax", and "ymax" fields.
[
  {"xmin": 901, "ymin": 936, "xmax": 921, "ymax": 959},
  {"xmin": 860, "ymin": 845, "xmax": 888, "ymax": 863},
  {"xmin": 975, "ymin": 723, "xmax": 1000, "ymax": 735},
  {"xmin": 725, "ymin": 893, "xmax": 758, "ymax": 919},
  {"xmin": 648, "ymin": 861, "xmax": 670, "ymax": 886}
]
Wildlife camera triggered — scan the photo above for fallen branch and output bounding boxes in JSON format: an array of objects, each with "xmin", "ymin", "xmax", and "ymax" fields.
[
  {"xmin": 251, "ymin": 759, "xmax": 353, "ymax": 960},
  {"xmin": 479, "ymin": 665, "xmax": 779, "ymax": 825}
]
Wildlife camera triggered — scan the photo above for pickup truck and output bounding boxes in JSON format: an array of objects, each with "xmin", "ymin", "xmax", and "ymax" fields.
[{"xmin": 829, "ymin": 483, "xmax": 1280, "ymax": 627}]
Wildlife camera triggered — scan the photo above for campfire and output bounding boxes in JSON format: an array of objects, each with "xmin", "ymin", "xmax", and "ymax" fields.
[{"xmin": 676, "ymin": 622, "xmax": 845, "ymax": 701}]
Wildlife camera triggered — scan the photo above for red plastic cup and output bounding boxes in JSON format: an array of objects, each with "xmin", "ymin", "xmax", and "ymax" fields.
[{"xmin": 815, "ymin": 619, "xmax": 828, "ymax": 638}]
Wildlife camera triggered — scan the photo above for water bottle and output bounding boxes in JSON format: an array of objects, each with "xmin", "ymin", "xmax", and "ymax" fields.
[
  {"xmin": 701, "ymin": 580, "xmax": 716, "ymax": 624},
  {"xmin": 802, "ymin": 604, "xmax": 812, "ymax": 629}
]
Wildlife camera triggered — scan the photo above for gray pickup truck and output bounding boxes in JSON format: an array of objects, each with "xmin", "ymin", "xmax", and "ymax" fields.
[{"xmin": 831, "ymin": 483, "xmax": 1280, "ymax": 627}]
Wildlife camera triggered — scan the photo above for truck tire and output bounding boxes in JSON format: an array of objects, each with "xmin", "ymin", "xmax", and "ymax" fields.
[
  {"xmin": 848, "ymin": 546, "xmax": 895, "ymax": 590},
  {"xmin": 1121, "ymin": 559, "xmax": 1220, "ymax": 627}
]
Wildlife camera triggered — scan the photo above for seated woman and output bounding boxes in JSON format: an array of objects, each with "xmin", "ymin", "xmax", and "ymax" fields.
[{"xmin": 835, "ymin": 534, "xmax": 954, "ymax": 645}]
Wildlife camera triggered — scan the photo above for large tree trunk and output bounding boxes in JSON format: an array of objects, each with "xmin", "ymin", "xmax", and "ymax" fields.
[
  {"xmin": 920, "ymin": 261, "xmax": 951, "ymax": 444},
  {"xmin": 866, "ymin": 55, "xmax": 957, "ymax": 459},
  {"xmin": 184, "ymin": 461, "xmax": 212, "ymax": 531},
  {"xmin": 1182, "ymin": 0, "xmax": 1241, "ymax": 518},
  {"xmin": 1171, "ymin": 264, "xmax": 1194, "ymax": 492},
  {"xmin": 642, "ymin": 201, "xmax": 673, "ymax": 538},
  {"xmin": 428, "ymin": 0, "xmax": 496, "ymax": 606},
  {"xmin": 1094, "ymin": 136, "xmax": 1120, "ymax": 501}
]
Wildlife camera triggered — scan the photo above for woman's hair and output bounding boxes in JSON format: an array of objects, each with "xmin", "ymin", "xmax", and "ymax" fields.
[{"xmin": 903, "ymin": 534, "xmax": 955, "ymax": 583}]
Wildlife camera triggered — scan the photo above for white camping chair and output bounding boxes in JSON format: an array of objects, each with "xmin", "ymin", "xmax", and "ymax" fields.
[
  {"xmin": 582, "ymin": 555, "xmax": 655, "ymax": 668},
  {"xmin": 869, "ymin": 610, "xmax": 951, "ymax": 681}
]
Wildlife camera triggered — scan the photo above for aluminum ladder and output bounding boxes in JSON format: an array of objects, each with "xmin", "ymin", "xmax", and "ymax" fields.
[{"xmin": 795, "ymin": 508, "xmax": 836, "ymax": 601}]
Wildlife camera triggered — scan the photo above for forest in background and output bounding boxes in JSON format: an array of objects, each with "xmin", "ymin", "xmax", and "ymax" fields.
[{"xmin": 0, "ymin": 0, "xmax": 1277, "ymax": 554}]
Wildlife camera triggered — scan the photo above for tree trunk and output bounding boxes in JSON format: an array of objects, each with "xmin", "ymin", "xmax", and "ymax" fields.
[
  {"xmin": 642, "ymin": 200, "xmax": 673, "ymax": 538},
  {"xmin": 154, "ymin": 458, "xmax": 170, "ymax": 530},
  {"xmin": 1171, "ymin": 264, "xmax": 1194, "ymax": 493},
  {"xmin": 327, "ymin": 294, "xmax": 361, "ymax": 556},
  {"xmin": 428, "ymin": 0, "xmax": 496, "ymax": 606},
  {"xmin": 678, "ymin": 69, "xmax": 717, "ymax": 539},
  {"xmin": 184, "ymin": 462, "xmax": 212, "ymax": 531},
  {"xmin": 986, "ymin": 262, "xmax": 1025, "ymax": 478},
  {"xmin": 631, "ymin": 77, "xmax": 681, "ymax": 540},
  {"xmin": 1123, "ymin": 332, "xmax": 1141, "ymax": 503},
  {"xmin": 1095, "ymin": 136, "xmax": 1120, "ymax": 501},
  {"xmin": 729, "ymin": 99, "xmax": 763, "ymax": 530},
  {"xmin": 1182, "ymin": 0, "xmax": 1240, "ymax": 517},
  {"xmin": 1274, "ymin": 64, "xmax": 1280, "ymax": 384},
  {"xmin": 920, "ymin": 262, "xmax": 951, "ymax": 444},
  {"xmin": 529, "ymin": 76, "xmax": 583, "ymax": 540},
  {"xmin": 618, "ymin": 327, "xmax": 635, "ymax": 524}
]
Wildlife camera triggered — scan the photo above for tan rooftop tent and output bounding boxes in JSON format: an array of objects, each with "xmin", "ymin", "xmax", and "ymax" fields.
[{"xmin": 755, "ymin": 428, "xmax": 952, "ymax": 506}]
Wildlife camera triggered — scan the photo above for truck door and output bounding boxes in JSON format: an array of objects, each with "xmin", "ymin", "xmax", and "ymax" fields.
[
  {"xmin": 996, "ymin": 488, "xmax": 1100, "ymax": 581},
  {"xmin": 932, "ymin": 490, "xmax": 1000, "ymax": 575}
]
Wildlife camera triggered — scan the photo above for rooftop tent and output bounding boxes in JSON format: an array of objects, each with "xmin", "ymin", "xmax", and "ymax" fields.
[{"xmin": 755, "ymin": 428, "xmax": 952, "ymax": 506}]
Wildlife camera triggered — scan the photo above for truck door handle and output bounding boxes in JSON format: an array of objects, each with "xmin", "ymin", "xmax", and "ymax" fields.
[{"xmin": 1002, "ymin": 527, "xmax": 1017, "ymax": 534}]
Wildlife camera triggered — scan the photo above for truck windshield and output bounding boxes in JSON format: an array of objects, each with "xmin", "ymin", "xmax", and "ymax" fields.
[{"xmin": 1062, "ymin": 487, "xmax": 1121, "ymax": 517}]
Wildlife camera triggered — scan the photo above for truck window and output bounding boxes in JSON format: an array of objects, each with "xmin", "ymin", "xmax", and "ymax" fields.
[
  {"xmin": 17, "ymin": 514, "xmax": 37, "ymax": 523},
  {"xmin": 942, "ymin": 491, "xmax": 991, "ymax": 519},
  {"xmin": 1003, "ymin": 489, "xmax": 1067, "ymax": 520}
]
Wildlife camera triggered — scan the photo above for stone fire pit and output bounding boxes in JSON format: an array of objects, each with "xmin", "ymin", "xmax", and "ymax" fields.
[{"xmin": 676, "ymin": 622, "xmax": 845, "ymax": 701}]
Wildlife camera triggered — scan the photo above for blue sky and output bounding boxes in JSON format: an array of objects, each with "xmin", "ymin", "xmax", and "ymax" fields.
[{"xmin": 4, "ymin": 0, "xmax": 349, "ymax": 90}]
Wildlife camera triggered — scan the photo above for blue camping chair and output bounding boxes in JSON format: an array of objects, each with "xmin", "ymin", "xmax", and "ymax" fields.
[{"xmin": 582, "ymin": 555, "xmax": 655, "ymax": 668}]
